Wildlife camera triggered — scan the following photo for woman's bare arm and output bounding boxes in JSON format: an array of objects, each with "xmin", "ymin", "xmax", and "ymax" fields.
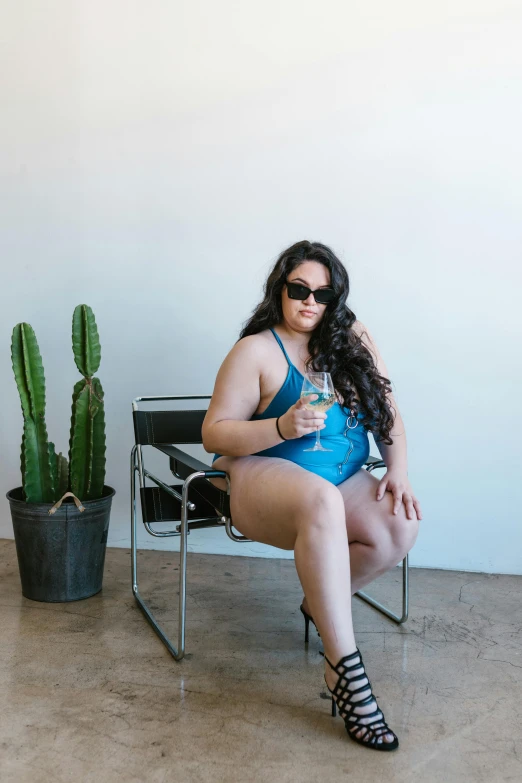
[
  {"xmin": 202, "ymin": 336, "xmax": 286, "ymax": 456},
  {"xmin": 353, "ymin": 320, "xmax": 422, "ymax": 519}
]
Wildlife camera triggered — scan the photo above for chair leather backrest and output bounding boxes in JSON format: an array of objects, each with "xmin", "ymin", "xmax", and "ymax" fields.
[{"xmin": 133, "ymin": 410, "xmax": 206, "ymax": 445}]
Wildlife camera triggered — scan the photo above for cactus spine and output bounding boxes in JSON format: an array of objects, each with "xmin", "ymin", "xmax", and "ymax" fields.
[
  {"xmin": 69, "ymin": 305, "xmax": 106, "ymax": 500},
  {"xmin": 11, "ymin": 324, "xmax": 56, "ymax": 502}
]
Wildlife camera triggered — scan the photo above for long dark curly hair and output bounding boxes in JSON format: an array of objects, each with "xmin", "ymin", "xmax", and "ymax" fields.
[{"xmin": 239, "ymin": 240, "xmax": 395, "ymax": 445}]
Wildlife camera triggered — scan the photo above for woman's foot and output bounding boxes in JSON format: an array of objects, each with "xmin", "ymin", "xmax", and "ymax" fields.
[{"xmin": 324, "ymin": 650, "xmax": 398, "ymax": 748}]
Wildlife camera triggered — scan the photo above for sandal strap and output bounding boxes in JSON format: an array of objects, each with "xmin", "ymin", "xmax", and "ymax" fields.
[
  {"xmin": 325, "ymin": 649, "xmax": 397, "ymax": 745},
  {"xmin": 325, "ymin": 650, "xmax": 373, "ymax": 686},
  {"xmin": 324, "ymin": 649, "xmax": 361, "ymax": 672},
  {"xmin": 332, "ymin": 673, "xmax": 370, "ymax": 692}
]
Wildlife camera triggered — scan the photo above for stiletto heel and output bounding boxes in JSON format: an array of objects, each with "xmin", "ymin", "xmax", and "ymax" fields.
[
  {"xmin": 299, "ymin": 603, "xmax": 321, "ymax": 643},
  {"xmin": 303, "ymin": 611, "xmax": 309, "ymax": 643},
  {"xmin": 324, "ymin": 648, "xmax": 399, "ymax": 751}
]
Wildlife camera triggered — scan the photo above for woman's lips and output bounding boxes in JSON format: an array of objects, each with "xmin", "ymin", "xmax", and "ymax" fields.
[{"xmin": 300, "ymin": 310, "xmax": 316, "ymax": 316}]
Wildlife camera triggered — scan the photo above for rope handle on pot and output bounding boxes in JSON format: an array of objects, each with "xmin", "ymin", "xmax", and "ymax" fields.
[{"xmin": 48, "ymin": 492, "xmax": 85, "ymax": 515}]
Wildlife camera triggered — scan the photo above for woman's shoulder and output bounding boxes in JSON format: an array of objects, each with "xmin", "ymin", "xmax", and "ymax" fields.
[
  {"xmin": 233, "ymin": 329, "xmax": 276, "ymax": 354},
  {"xmin": 351, "ymin": 319, "xmax": 378, "ymax": 356},
  {"xmin": 224, "ymin": 329, "xmax": 275, "ymax": 367},
  {"xmin": 350, "ymin": 319, "xmax": 367, "ymax": 338}
]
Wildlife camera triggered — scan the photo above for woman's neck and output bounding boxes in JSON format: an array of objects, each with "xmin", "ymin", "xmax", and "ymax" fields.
[
  {"xmin": 275, "ymin": 322, "xmax": 313, "ymax": 366},
  {"xmin": 276, "ymin": 322, "xmax": 313, "ymax": 348}
]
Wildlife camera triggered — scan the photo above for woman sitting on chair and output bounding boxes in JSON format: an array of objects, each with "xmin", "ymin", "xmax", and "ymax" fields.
[{"xmin": 202, "ymin": 240, "xmax": 422, "ymax": 751}]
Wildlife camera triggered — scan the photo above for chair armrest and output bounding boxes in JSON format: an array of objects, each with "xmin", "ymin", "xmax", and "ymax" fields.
[
  {"xmin": 365, "ymin": 455, "xmax": 386, "ymax": 470},
  {"xmin": 153, "ymin": 444, "xmax": 216, "ymax": 479},
  {"xmin": 152, "ymin": 444, "xmax": 229, "ymax": 516}
]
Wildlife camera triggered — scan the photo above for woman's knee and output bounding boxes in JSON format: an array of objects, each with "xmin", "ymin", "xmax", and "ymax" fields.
[
  {"xmin": 387, "ymin": 507, "xmax": 419, "ymax": 557},
  {"xmin": 294, "ymin": 483, "xmax": 346, "ymax": 534}
]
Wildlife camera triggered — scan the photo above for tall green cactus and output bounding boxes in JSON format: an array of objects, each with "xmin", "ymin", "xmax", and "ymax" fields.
[
  {"xmin": 11, "ymin": 324, "xmax": 56, "ymax": 502},
  {"xmin": 69, "ymin": 305, "xmax": 106, "ymax": 500},
  {"xmin": 11, "ymin": 306, "xmax": 106, "ymax": 505}
]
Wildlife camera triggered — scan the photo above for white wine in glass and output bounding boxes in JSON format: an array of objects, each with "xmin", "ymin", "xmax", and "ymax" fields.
[{"xmin": 301, "ymin": 372, "xmax": 336, "ymax": 452}]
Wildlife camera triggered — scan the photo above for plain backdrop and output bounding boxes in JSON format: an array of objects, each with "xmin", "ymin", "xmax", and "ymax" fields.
[{"xmin": 1, "ymin": 1, "xmax": 521, "ymax": 573}]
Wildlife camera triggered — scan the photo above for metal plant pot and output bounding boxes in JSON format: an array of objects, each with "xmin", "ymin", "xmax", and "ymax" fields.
[{"xmin": 6, "ymin": 485, "xmax": 115, "ymax": 602}]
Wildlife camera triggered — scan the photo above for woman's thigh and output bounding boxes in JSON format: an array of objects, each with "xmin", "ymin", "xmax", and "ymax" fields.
[
  {"xmin": 337, "ymin": 468, "xmax": 419, "ymax": 552},
  {"xmin": 210, "ymin": 455, "xmax": 342, "ymax": 551}
]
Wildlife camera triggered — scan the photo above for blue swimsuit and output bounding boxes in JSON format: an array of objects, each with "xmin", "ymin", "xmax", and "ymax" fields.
[{"xmin": 212, "ymin": 328, "xmax": 371, "ymax": 486}]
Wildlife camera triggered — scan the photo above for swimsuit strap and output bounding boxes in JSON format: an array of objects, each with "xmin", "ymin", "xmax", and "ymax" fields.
[{"xmin": 269, "ymin": 328, "xmax": 293, "ymax": 367}]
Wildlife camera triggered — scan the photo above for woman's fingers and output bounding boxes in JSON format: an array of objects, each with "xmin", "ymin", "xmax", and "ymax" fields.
[
  {"xmin": 378, "ymin": 477, "xmax": 423, "ymax": 521},
  {"xmin": 392, "ymin": 490, "xmax": 402, "ymax": 514},
  {"xmin": 295, "ymin": 396, "xmax": 327, "ymax": 421},
  {"xmin": 295, "ymin": 394, "xmax": 318, "ymax": 408},
  {"xmin": 304, "ymin": 422, "xmax": 326, "ymax": 433},
  {"xmin": 283, "ymin": 396, "xmax": 329, "ymax": 438},
  {"xmin": 404, "ymin": 494, "xmax": 415, "ymax": 519},
  {"xmin": 376, "ymin": 480, "xmax": 387, "ymax": 500},
  {"xmin": 302, "ymin": 408, "xmax": 327, "ymax": 420},
  {"xmin": 413, "ymin": 497, "xmax": 423, "ymax": 520}
]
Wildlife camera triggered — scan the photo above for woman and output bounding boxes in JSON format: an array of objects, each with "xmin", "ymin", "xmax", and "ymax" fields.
[{"xmin": 202, "ymin": 240, "xmax": 422, "ymax": 751}]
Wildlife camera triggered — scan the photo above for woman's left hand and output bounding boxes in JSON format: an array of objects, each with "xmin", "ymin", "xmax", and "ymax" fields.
[{"xmin": 376, "ymin": 469, "xmax": 423, "ymax": 520}]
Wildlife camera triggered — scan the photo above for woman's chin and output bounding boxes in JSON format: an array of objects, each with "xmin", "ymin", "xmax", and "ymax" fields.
[{"xmin": 302, "ymin": 316, "xmax": 320, "ymax": 327}]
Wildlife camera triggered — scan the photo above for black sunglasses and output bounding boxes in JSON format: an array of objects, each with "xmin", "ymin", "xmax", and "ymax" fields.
[{"xmin": 285, "ymin": 280, "xmax": 335, "ymax": 305}]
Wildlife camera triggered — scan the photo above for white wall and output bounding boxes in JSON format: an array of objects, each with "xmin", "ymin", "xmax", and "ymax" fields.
[{"xmin": 1, "ymin": 1, "xmax": 521, "ymax": 573}]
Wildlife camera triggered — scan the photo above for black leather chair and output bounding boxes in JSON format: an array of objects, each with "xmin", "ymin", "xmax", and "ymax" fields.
[{"xmin": 131, "ymin": 395, "xmax": 409, "ymax": 660}]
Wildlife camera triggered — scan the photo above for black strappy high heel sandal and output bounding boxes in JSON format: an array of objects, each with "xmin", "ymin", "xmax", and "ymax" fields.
[
  {"xmin": 299, "ymin": 603, "xmax": 321, "ymax": 642},
  {"xmin": 324, "ymin": 648, "xmax": 399, "ymax": 751}
]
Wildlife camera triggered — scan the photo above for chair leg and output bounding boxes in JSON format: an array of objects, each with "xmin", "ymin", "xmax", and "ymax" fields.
[
  {"xmin": 130, "ymin": 445, "xmax": 188, "ymax": 660},
  {"xmin": 354, "ymin": 553, "xmax": 409, "ymax": 624}
]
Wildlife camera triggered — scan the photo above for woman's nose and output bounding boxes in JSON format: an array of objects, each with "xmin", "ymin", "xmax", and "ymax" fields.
[{"xmin": 303, "ymin": 292, "xmax": 317, "ymax": 305}]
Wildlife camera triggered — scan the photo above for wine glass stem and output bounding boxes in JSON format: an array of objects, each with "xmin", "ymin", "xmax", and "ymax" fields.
[{"xmin": 315, "ymin": 426, "xmax": 321, "ymax": 448}]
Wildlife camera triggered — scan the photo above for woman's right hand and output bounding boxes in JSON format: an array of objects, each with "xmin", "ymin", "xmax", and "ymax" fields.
[{"xmin": 277, "ymin": 395, "xmax": 327, "ymax": 439}]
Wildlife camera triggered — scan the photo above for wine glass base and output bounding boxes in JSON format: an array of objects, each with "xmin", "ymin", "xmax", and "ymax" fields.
[{"xmin": 303, "ymin": 445, "xmax": 333, "ymax": 452}]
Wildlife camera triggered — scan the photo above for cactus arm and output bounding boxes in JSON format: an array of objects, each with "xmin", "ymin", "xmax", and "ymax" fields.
[
  {"xmin": 36, "ymin": 420, "xmax": 56, "ymax": 501},
  {"xmin": 89, "ymin": 378, "xmax": 106, "ymax": 498},
  {"xmin": 22, "ymin": 418, "xmax": 55, "ymax": 502},
  {"xmin": 69, "ymin": 379, "xmax": 85, "ymax": 463},
  {"xmin": 11, "ymin": 322, "xmax": 55, "ymax": 501},
  {"xmin": 22, "ymin": 418, "xmax": 41, "ymax": 502},
  {"xmin": 69, "ymin": 384, "xmax": 93, "ymax": 499},
  {"xmin": 72, "ymin": 305, "xmax": 101, "ymax": 378},
  {"xmin": 68, "ymin": 378, "xmax": 106, "ymax": 501},
  {"xmin": 20, "ymin": 440, "xmax": 26, "ymax": 499},
  {"xmin": 11, "ymin": 323, "xmax": 46, "ymax": 419}
]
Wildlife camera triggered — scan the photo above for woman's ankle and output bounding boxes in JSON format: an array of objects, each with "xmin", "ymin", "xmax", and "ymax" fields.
[{"xmin": 324, "ymin": 646, "xmax": 359, "ymax": 686}]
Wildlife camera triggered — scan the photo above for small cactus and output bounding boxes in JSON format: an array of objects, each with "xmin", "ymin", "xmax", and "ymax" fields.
[{"xmin": 49, "ymin": 441, "xmax": 69, "ymax": 498}]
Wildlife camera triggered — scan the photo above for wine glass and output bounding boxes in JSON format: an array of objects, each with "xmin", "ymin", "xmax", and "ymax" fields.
[{"xmin": 301, "ymin": 372, "xmax": 336, "ymax": 452}]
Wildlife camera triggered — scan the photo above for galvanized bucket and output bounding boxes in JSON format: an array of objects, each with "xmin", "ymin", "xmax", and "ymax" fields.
[{"xmin": 7, "ymin": 486, "xmax": 115, "ymax": 602}]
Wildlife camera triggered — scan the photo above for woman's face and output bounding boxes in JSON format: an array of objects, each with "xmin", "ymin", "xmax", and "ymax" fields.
[{"xmin": 281, "ymin": 261, "xmax": 332, "ymax": 333}]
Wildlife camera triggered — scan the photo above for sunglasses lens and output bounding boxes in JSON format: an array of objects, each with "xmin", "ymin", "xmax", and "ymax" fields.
[
  {"xmin": 286, "ymin": 282, "xmax": 309, "ymax": 300},
  {"xmin": 314, "ymin": 289, "xmax": 335, "ymax": 304}
]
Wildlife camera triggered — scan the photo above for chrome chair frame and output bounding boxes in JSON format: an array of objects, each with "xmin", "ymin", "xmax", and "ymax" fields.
[{"xmin": 131, "ymin": 395, "xmax": 409, "ymax": 661}]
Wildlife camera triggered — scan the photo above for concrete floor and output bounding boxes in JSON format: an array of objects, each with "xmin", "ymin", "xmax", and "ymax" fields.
[{"xmin": 0, "ymin": 538, "xmax": 521, "ymax": 783}]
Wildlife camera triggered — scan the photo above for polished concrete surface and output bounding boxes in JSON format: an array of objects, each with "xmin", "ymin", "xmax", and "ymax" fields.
[{"xmin": 1, "ymin": 537, "xmax": 521, "ymax": 783}]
